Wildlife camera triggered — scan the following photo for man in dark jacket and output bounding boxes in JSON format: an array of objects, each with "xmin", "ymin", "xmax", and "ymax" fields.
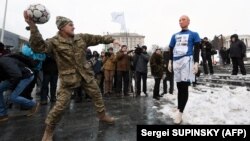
[
  {"xmin": 219, "ymin": 47, "xmax": 228, "ymax": 65},
  {"xmin": 89, "ymin": 51, "xmax": 103, "ymax": 93},
  {"xmin": 40, "ymin": 54, "xmax": 58, "ymax": 105},
  {"xmin": 0, "ymin": 56, "xmax": 39, "ymax": 122},
  {"xmin": 150, "ymin": 48, "xmax": 164, "ymax": 100},
  {"xmin": 200, "ymin": 37, "xmax": 214, "ymax": 75},
  {"xmin": 133, "ymin": 45, "xmax": 150, "ymax": 97},
  {"xmin": 91, "ymin": 51, "xmax": 103, "ymax": 84},
  {"xmin": 229, "ymin": 34, "xmax": 247, "ymax": 75}
]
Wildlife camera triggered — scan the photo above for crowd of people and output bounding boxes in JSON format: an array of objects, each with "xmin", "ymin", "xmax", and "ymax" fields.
[
  {"xmin": 0, "ymin": 13, "xmax": 248, "ymax": 140},
  {"xmin": 70, "ymin": 43, "xmax": 170, "ymax": 101}
]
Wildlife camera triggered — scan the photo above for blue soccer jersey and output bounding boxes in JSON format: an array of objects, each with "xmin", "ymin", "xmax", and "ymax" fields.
[{"xmin": 169, "ymin": 30, "xmax": 201, "ymax": 60}]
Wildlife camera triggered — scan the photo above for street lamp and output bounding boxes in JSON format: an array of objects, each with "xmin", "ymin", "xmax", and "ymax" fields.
[{"xmin": 1, "ymin": 0, "xmax": 8, "ymax": 42}]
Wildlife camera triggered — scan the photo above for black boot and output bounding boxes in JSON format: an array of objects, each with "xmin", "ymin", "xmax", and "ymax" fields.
[
  {"xmin": 161, "ymin": 92, "xmax": 167, "ymax": 96},
  {"xmin": 153, "ymin": 96, "xmax": 160, "ymax": 100}
]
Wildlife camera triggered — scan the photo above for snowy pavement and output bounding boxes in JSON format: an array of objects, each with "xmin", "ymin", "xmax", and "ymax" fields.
[
  {"xmin": 147, "ymin": 78, "xmax": 250, "ymax": 125},
  {"xmin": 1, "ymin": 77, "xmax": 249, "ymax": 140}
]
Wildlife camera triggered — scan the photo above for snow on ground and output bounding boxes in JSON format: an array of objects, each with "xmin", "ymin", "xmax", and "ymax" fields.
[{"xmin": 146, "ymin": 78, "xmax": 250, "ymax": 124}]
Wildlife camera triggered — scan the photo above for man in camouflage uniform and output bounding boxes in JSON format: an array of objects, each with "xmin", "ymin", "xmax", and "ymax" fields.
[{"xmin": 24, "ymin": 12, "xmax": 120, "ymax": 141}]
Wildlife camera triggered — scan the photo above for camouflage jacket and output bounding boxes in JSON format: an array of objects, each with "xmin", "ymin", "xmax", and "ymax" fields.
[{"xmin": 29, "ymin": 26, "xmax": 114, "ymax": 88}]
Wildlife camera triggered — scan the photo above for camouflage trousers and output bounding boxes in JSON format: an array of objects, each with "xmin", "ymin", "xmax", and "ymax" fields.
[{"xmin": 45, "ymin": 78, "xmax": 105, "ymax": 125}]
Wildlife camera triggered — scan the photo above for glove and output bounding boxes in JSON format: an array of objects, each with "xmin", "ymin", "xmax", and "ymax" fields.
[
  {"xmin": 193, "ymin": 62, "xmax": 199, "ymax": 74},
  {"xmin": 168, "ymin": 60, "xmax": 172, "ymax": 72}
]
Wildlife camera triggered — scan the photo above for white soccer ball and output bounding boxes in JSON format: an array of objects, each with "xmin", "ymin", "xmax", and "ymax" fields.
[{"xmin": 26, "ymin": 4, "xmax": 50, "ymax": 24}]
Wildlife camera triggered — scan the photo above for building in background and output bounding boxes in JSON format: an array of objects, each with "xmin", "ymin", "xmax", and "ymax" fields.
[
  {"xmin": 224, "ymin": 34, "xmax": 250, "ymax": 49},
  {"xmin": 0, "ymin": 28, "xmax": 28, "ymax": 52},
  {"xmin": 106, "ymin": 32, "xmax": 145, "ymax": 52}
]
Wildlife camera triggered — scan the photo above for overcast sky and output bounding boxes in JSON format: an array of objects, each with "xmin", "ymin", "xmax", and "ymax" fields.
[{"xmin": 0, "ymin": 0, "xmax": 250, "ymax": 52}]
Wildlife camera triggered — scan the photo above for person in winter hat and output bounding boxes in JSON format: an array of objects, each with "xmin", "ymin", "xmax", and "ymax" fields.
[
  {"xmin": 229, "ymin": 34, "xmax": 247, "ymax": 75},
  {"xmin": 24, "ymin": 11, "xmax": 121, "ymax": 140}
]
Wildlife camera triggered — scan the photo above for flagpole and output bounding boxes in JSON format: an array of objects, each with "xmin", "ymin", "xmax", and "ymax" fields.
[
  {"xmin": 1, "ymin": 0, "xmax": 8, "ymax": 42},
  {"xmin": 125, "ymin": 29, "xmax": 128, "ymax": 46},
  {"xmin": 106, "ymin": 32, "xmax": 109, "ymax": 51},
  {"xmin": 123, "ymin": 12, "xmax": 128, "ymax": 46}
]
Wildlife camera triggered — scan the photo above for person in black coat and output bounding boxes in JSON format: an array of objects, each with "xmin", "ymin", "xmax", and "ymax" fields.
[
  {"xmin": 133, "ymin": 45, "xmax": 150, "ymax": 97},
  {"xmin": 200, "ymin": 37, "xmax": 214, "ymax": 75},
  {"xmin": 150, "ymin": 49, "xmax": 164, "ymax": 100},
  {"xmin": 89, "ymin": 51, "xmax": 103, "ymax": 90},
  {"xmin": 219, "ymin": 47, "xmax": 228, "ymax": 65},
  {"xmin": 229, "ymin": 34, "xmax": 247, "ymax": 75},
  {"xmin": 3, "ymin": 53, "xmax": 39, "ymax": 105},
  {"xmin": 0, "ymin": 56, "xmax": 39, "ymax": 121},
  {"xmin": 40, "ymin": 54, "xmax": 58, "ymax": 105}
]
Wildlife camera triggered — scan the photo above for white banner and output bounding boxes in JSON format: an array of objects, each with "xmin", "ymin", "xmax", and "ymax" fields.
[{"xmin": 111, "ymin": 12, "xmax": 126, "ymax": 31}]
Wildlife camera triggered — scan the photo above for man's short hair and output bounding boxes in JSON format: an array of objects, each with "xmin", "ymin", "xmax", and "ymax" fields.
[
  {"xmin": 108, "ymin": 47, "xmax": 113, "ymax": 51},
  {"xmin": 155, "ymin": 48, "xmax": 162, "ymax": 52},
  {"xmin": 121, "ymin": 45, "xmax": 127, "ymax": 48},
  {"xmin": 142, "ymin": 45, "xmax": 147, "ymax": 50}
]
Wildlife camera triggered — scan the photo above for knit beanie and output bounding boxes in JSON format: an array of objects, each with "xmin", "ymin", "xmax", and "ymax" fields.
[{"xmin": 56, "ymin": 16, "xmax": 72, "ymax": 29}]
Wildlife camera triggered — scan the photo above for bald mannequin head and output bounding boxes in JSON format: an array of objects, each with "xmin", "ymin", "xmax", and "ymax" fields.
[{"xmin": 179, "ymin": 15, "xmax": 190, "ymax": 30}]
